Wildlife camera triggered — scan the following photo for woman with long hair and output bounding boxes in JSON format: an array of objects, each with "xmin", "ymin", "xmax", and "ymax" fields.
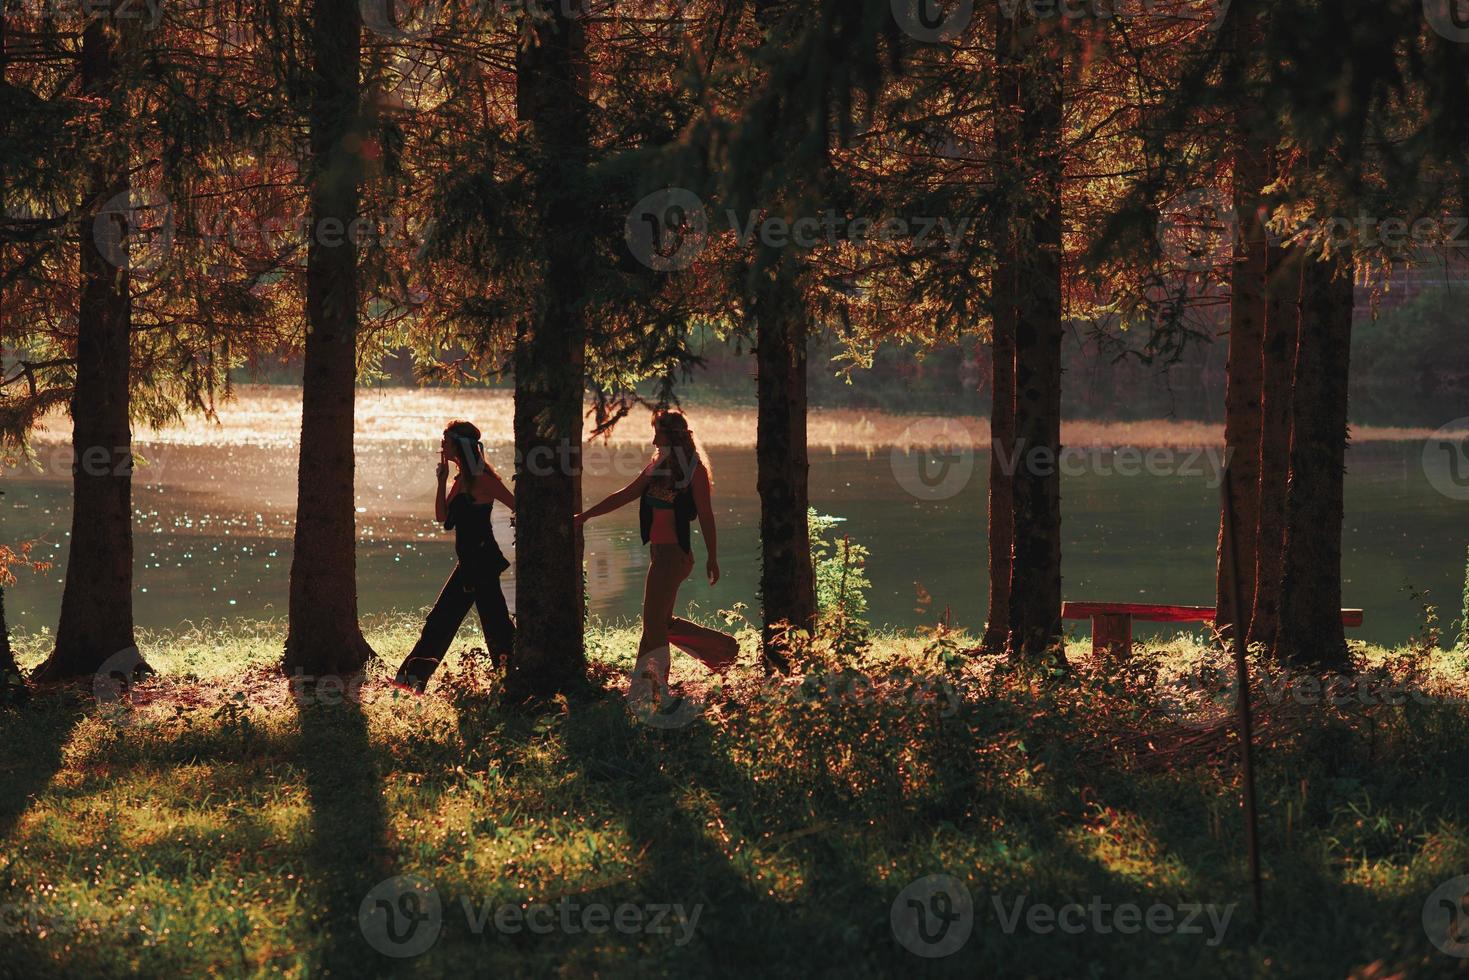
[
  {"xmin": 576, "ymin": 411, "xmax": 738, "ymax": 687},
  {"xmin": 393, "ymin": 420, "xmax": 516, "ymax": 692}
]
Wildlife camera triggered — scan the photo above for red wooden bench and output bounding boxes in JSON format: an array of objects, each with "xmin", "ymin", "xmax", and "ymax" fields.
[{"xmin": 1060, "ymin": 602, "xmax": 1365, "ymax": 657}]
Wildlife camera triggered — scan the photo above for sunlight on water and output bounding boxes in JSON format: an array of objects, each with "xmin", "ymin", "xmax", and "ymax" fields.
[{"xmin": 3, "ymin": 387, "xmax": 1466, "ymax": 645}]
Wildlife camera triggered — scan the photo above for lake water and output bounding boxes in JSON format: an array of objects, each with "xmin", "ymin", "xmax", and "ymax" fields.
[{"xmin": 3, "ymin": 389, "xmax": 1466, "ymax": 648}]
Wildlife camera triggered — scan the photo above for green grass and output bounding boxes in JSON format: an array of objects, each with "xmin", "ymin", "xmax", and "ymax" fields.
[{"xmin": 3, "ymin": 620, "xmax": 1469, "ymax": 978}]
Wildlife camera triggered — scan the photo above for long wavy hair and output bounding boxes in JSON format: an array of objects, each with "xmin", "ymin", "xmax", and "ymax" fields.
[
  {"xmin": 649, "ymin": 410, "xmax": 708, "ymax": 492},
  {"xmin": 444, "ymin": 419, "xmax": 487, "ymax": 496}
]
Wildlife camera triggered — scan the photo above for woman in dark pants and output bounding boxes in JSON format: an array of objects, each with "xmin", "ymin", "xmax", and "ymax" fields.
[{"xmin": 393, "ymin": 420, "xmax": 515, "ymax": 692}]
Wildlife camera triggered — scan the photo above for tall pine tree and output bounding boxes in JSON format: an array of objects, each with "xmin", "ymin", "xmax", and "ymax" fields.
[
  {"xmin": 505, "ymin": 0, "xmax": 593, "ymax": 701},
  {"xmin": 282, "ymin": 0, "xmax": 376, "ymax": 678}
]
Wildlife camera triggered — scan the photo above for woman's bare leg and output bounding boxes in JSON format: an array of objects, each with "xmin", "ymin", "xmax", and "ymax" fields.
[
  {"xmin": 635, "ymin": 545, "xmax": 686, "ymax": 687},
  {"xmin": 668, "ymin": 617, "xmax": 739, "ymax": 672}
]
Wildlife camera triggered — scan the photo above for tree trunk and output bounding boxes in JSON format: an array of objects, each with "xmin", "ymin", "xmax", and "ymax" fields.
[
  {"xmin": 504, "ymin": 2, "xmax": 590, "ymax": 702},
  {"xmin": 282, "ymin": 0, "xmax": 373, "ymax": 678},
  {"xmin": 1246, "ymin": 243, "xmax": 1303, "ymax": 649},
  {"xmin": 1275, "ymin": 253, "xmax": 1354, "ymax": 671},
  {"xmin": 1006, "ymin": 22, "xmax": 1065, "ymax": 666},
  {"xmin": 752, "ymin": 265, "xmax": 816, "ymax": 671},
  {"xmin": 749, "ymin": 0, "xmax": 816, "ymax": 673},
  {"xmin": 983, "ymin": 8, "xmax": 1018, "ymax": 656},
  {"xmin": 1, "ymin": 585, "xmax": 23, "ymax": 703},
  {"xmin": 32, "ymin": 18, "xmax": 139, "ymax": 683},
  {"xmin": 754, "ymin": 260, "xmax": 817, "ymax": 672},
  {"xmin": 984, "ymin": 288, "xmax": 1016, "ymax": 655},
  {"xmin": 1214, "ymin": 2, "xmax": 1269, "ymax": 644}
]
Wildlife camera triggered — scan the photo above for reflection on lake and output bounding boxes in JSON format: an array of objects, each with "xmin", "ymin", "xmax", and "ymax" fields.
[{"xmin": 3, "ymin": 388, "xmax": 1465, "ymax": 648}]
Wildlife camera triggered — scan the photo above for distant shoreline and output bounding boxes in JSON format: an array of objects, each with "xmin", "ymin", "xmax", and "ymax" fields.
[{"xmin": 20, "ymin": 383, "xmax": 1464, "ymax": 451}]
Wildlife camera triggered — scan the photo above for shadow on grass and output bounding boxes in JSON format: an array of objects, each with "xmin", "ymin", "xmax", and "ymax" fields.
[
  {"xmin": 1095, "ymin": 694, "xmax": 1469, "ymax": 975},
  {"xmin": 0, "ymin": 690, "xmax": 84, "ymax": 842},
  {"xmin": 293, "ymin": 684, "xmax": 394, "ymax": 976},
  {"xmin": 557, "ymin": 694, "xmax": 807, "ymax": 975},
  {"xmin": 552, "ymin": 674, "xmax": 1280, "ymax": 977},
  {"xmin": 0, "ymin": 690, "xmax": 98, "ymax": 977}
]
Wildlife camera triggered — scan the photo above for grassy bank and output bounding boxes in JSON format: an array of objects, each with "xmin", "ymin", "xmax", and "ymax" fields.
[{"xmin": 2, "ymin": 621, "xmax": 1468, "ymax": 978}]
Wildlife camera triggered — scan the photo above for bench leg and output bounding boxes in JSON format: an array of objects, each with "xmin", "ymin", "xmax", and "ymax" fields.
[{"xmin": 1092, "ymin": 614, "xmax": 1133, "ymax": 659}]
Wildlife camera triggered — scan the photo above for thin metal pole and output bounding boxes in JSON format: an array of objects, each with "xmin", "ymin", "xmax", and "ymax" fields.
[{"xmin": 1220, "ymin": 465, "xmax": 1263, "ymax": 920}]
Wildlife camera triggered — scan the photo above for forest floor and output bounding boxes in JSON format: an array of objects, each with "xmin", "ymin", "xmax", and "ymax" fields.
[{"xmin": 3, "ymin": 619, "xmax": 1468, "ymax": 978}]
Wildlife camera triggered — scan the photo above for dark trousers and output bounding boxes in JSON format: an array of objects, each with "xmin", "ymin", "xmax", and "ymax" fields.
[{"xmin": 395, "ymin": 563, "xmax": 514, "ymax": 690}]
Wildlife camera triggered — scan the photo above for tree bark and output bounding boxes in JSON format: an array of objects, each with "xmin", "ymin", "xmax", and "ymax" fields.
[
  {"xmin": 1215, "ymin": 1, "xmax": 1269, "ymax": 644},
  {"xmin": 505, "ymin": 2, "xmax": 591, "ymax": 702},
  {"xmin": 749, "ymin": 0, "xmax": 816, "ymax": 672},
  {"xmin": 1275, "ymin": 253, "xmax": 1354, "ymax": 671},
  {"xmin": 32, "ymin": 18, "xmax": 139, "ymax": 683},
  {"xmin": 1006, "ymin": 21, "xmax": 1065, "ymax": 666},
  {"xmin": 1, "ymin": 584, "xmax": 23, "ymax": 702},
  {"xmin": 1246, "ymin": 242, "xmax": 1302, "ymax": 649},
  {"xmin": 984, "ymin": 287, "xmax": 1017, "ymax": 655},
  {"xmin": 754, "ymin": 260, "xmax": 817, "ymax": 672},
  {"xmin": 282, "ymin": 0, "xmax": 374, "ymax": 678},
  {"xmin": 983, "ymin": 8, "xmax": 1018, "ymax": 656}
]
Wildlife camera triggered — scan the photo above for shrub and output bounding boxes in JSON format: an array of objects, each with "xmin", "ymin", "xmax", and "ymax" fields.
[
  {"xmin": 1460, "ymin": 545, "xmax": 1469, "ymax": 651},
  {"xmin": 808, "ymin": 509, "xmax": 871, "ymax": 624}
]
